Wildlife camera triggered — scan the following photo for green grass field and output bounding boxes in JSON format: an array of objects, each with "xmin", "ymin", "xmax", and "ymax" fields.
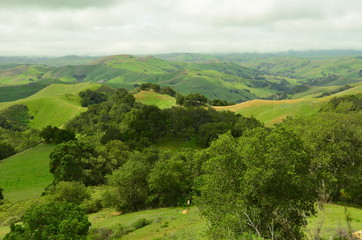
[
  {"xmin": 154, "ymin": 136, "xmax": 202, "ymax": 152},
  {"xmin": 88, "ymin": 203, "xmax": 362, "ymax": 240},
  {"xmin": 89, "ymin": 206, "xmax": 206, "ymax": 240},
  {"xmin": 0, "ymin": 144, "xmax": 55, "ymax": 201},
  {"xmin": 307, "ymin": 204, "xmax": 362, "ymax": 239},
  {"xmin": 0, "ymin": 82, "xmax": 100, "ymax": 129},
  {"xmin": 215, "ymin": 82, "xmax": 362, "ymax": 125},
  {"xmin": 0, "ymin": 203, "xmax": 361, "ymax": 240},
  {"xmin": 134, "ymin": 91, "xmax": 176, "ymax": 109}
]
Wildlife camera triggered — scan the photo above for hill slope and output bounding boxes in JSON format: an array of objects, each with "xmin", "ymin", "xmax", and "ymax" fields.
[
  {"xmin": 0, "ymin": 82, "xmax": 101, "ymax": 129},
  {"xmin": 0, "ymin": 144, "xmax": 55, "ymax": 201},
  {"xmin": 41, "ymin": 55, "xmax": 292, "ymax": 102},
  {"xmin": 215, "ymin": 82, "xmax": 362, "ymax": 125}
]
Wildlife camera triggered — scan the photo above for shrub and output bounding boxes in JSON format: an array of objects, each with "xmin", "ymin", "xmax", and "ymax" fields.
[{"xmin": 131, "ymin": 218, "xmax": 152, "ymax": 229}]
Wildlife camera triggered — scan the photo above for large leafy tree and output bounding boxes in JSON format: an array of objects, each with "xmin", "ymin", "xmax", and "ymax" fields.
[
  {"xmin": 106, "ymin": 150, "xmax": 158, "ymax": 212},
  {"xmin": 198, "ymin": 128, "xmax": 317, "ymax": 239},
  {"xmin": 4, "ymin": 202, "xmax": 91, "ymax": 240},
  {"xmin": 148, "ymin": 152, "xmax": 192, "ymax": 207},
  {"xmin": 49, "ymin": 140, "xmax": 96, "ymax": 184},
  {"xmin": 281, "ymin": 111, "xmax": 362, "ymax": 204}
]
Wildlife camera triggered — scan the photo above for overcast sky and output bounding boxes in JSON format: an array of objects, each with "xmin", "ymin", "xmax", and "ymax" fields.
[{"xmin": 0, "ymin": 0, "xmax": 361, "ymax": 56}]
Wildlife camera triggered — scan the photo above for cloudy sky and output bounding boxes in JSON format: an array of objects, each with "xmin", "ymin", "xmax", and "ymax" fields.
[{"xmin": 0, "ymin": 0, "xmax": 361, "ymax": 56}]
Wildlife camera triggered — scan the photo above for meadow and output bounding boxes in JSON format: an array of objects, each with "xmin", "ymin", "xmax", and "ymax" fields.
[{"xmin": 0, "ymin": 144, "xmax": 55, "ymax": 201}]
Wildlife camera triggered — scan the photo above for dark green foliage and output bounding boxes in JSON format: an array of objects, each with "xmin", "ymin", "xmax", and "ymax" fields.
[
  {"xmin": 122, "ymin": 105, "xmax": 166, "ymax": 146},
  {"xmin": 49, "ymin": 140, "xmax": 96, "ymax": 184},
  {"xmin": 198, "ymin": 122, "xmax": 230, "ymax": 147},
  {"xmin": 139, "ymin": 83, "xmax": 176, "ymax": 97},
  {"xmin": 209, "ymin": 98, "xmax": 234, "ymax": 106},
  {"xmin": 198, "ymin": 129, "xmax": 317, "ymax": 239},
  {"xmin": 100, "ymin": 128, "xmax": 122, "ymax": 144},
  {"xmin": 139, "ymin": 82, "xmax": 161, "ymax": 92},
  {"xmin": 159, "ymin": 86, "xmax": 176, "ymax": 97},
  {"xmin": 49, "ymin": 138, "xmax": 131, "ymax": 186},
  {"xmin": 107, "ymin": 151, "xmax": 153, "ymax": 212},
  {"xmin": 320, "ymin": 93, "xmax": 362, "ymax": 112},
  {"xmin": 0, "ymin": 104, "xmax": 32, "ymax": 131},
  {"xmin": 0, "ymin": 128, "xmax": 41, "ymax": 153},
  {"xmin": 281, "ymin": 111, "xmax": 362, "ymax": 204},
  {"xmin": 175, "ymin": 93, "xmax": 185, "ymax": 105},
  {"xmin": 148, "ymin": 152, "xmax": 192, "ymax": 207},
  {"xmin": 111, "ymin": 88, "xmax": 136, "ymax": 106},
  {"xmin": 180, "ymin": 93, "xmax": 208, "ymax": 106},
  {"xmin": 0, "ymin": 187, "xmax": 3, "ymax": 200},
  {"xmin": 78, "ymin": 89, "xmax": 108, "ymax": 107},
  {"xmin": 66, "ymin": 88, "xmax": 135, "ymax": 135},
  {"xmin": 47, "ymin": 181, "xmax": 90, "ymax": 205},
  {"xmin": 40, "ymin": 125, "xmax": 76, "ymax": 144},
  {"xmin": 0, "ymin": 142, "xmax": 15, "ymax": 160},
  {"xmin": 315, "ymin": 85, "xmax": 353, "ymax": 98},
  {"xmin": 131, "ymin": 218, "xmax": 152, "ymax": 229},
  {"xmin": 4, "ymin": 202, "xmax": 91, "ymax": 240}
]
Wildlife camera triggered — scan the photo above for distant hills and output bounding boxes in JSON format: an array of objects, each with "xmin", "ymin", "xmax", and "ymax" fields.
[{"xmin": 0, "ymin": 51, "xmax": 361, "ymax": 104}]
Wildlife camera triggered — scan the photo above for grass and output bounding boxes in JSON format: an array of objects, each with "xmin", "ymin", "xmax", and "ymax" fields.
[
  {"xmin": 134, "ymin": 90, "xmax": 176, "ymax": 109},
  {"xmin": 0, "ymin": 65, "xmax": 53, "ymax": 85},
  {"xmin": 154, "ymin": 135, "xmax": 202, "ymax": 152},
  {"xmin": 215, "ymin": 82, "xmax": 362, "ymax": 125},
  {"xmin": 0, "ymin": 84, "xmax": 45, "ymax": 102},
  {"xmin": 89, "ymin": 206, "xmax": 206, "ymax": 240},
  {"xmin": 0, "ymin": 144, "xmax": 55, "ymax": 201},
  {"xmin": 306, "ymin": 203, "xmax": 362, "ymax": 239},
  {"xmin": 0, "ymin": 203, "xmax": 361, "ymax": 240},
  {"xmin": 0, "ymin": 82, "xmax": 100, "ymax": 129},
  {"xmin": 88, "ymin": 203, "xmax": 362, "ymax": 240}
]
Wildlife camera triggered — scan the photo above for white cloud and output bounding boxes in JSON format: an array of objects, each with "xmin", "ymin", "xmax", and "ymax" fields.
[{"xmin": 0, "ymin": 0, "xmax": 361, "ymax": 56}]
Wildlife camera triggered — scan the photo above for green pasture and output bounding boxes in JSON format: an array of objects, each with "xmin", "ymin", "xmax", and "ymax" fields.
[
  {"xmin": 134, "ymin": 91, "xmax": 176, "ymax": 109},
  {"xmin": 0, "ymin": 144, "xmax": 55, "ymax": 202}
]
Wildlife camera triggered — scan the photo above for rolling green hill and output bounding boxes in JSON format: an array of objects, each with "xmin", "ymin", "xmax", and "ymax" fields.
[
  {"xmin": 41, "ymin": 55, "xmax": 292, "ymax": 102},
  {"xmin": 134, "ymin": 90, "xmax": 176, "ymax": 109},
  {"xmin": 215, "ymin": 81, "xmax": 362, "ymax": 125},
  {"xmin": 2, "ymin": 53, "xmax": 361, "ymax": 103},
  {"xmin": 0, "ymin": 82, "xmax": 101, "ymax": 129},
  {"xmin": 0, "ymin": 65, "xmax": 53, "ymax": 86},
  {"xmin": 0, "ymin": 144, "xmax": 55, "ymax": 201}
]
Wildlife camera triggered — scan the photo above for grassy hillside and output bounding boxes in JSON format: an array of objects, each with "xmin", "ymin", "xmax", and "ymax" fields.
[
  {"xmin": 41, "ymin": 55, "xmax": 292, "ymax": 102},
  {"xmin": 134, "ymin": 90, "xmax": 176, "ymax": 109},
  {"xmin": 215, "ymin": 82, "xmax": 362, "ymax": 125},
  {"xmin": 88, "ymin": 203, "xmax": 362, "ymax": 240},
  {"xmin": 238, "ymin": 56, "xmax": 362, "ymax": 86},
  {"xmin": 0, "ymin": 82, "xmax": 101, "ymax": 129},
  {"xmin": 0, "ymin": 65, "xmax": 54, "ymax": 85},
  {"xmin": 0, "ymin": 144, "xmax": 55, "ymax": 201},
  {"xmin": 0, "ymin": 203, "xmax": 360, "ymax": 239},
  {"xmin": 89, "ymin": 206, "xmax": 205, "ymax": 240}
]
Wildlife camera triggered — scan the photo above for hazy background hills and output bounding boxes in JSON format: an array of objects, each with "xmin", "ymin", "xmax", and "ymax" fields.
[{"xmin": 0, "ymin": 50, "xmax": 361, "ymax": 104}]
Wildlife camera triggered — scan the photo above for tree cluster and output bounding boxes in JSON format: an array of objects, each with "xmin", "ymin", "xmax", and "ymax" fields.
[
  {"xmin": 0, "ymin": 104, "xmax": 32, "ymax": 132},
  {"xmin": 139, "ymin": 83, "xmax": 176, "ymax": 97},
  {"xmin": 40, "ymin": 125, "xmax": 75, "ymax": 144},
  {"xmin": 78, "ymin": 89, "xmax": 108, "ymax": 107}
]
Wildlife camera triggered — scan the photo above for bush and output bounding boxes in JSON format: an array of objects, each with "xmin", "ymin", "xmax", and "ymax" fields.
[
  {"xmin": 131, "ymin": 218, "xmax": 152, "ymax": 229},
  {"xmin": 0, "ymin": 142, "xmax": 15, "ymax": 160},
  {"xmin": 4, "ymin": 202, "xmax": 91, "ymax": 240},
  {"xmin": 88, "ymin": 227, "xmax": 113, "ymax": 240},
  {"xmin": 48, "ymin": 181, "xmax": 91, "ymax": 205}
]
